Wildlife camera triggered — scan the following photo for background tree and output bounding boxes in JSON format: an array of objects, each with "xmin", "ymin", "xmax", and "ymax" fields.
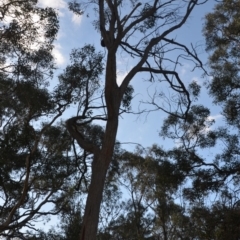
[
  {"xmin": 202, "ymin": 0, "xmax": 240, "ymax": 182},
  {"xmin": 0, "ymin": 0, "xmax": 62, "ymax": 236},
  {"xmin": 162, "ymin": 0, "xmax": 240, "ymax": 198},
  {"xmin": 92, "ymin": 146, "xmax": 195, "ymax": 240},
  {"xmin": 0, "ymin": 1, "xmax": 105, "ymax": 238},
  {"xmin": 158, "ymin": 0, "xmax": 240, "ymax": 238},
  {"xmin": 3, "ymin": 0, "xmax": 233, "ymax": 239}
]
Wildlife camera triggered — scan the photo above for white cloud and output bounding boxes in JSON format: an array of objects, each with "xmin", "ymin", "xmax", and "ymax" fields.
[
  {"xmin": 116, "ymin": 71, "xmax": 128, "ymax": 86},
  {"xmin": 2, "ymin": 15, "xmax": 13, "ymax": 24},
  {"xmin": 38, "ymin": 0, "xmax": 66, "ymax": 9},
  {"xmin": 52, "ymin": 44, "xmax": 65, "ymax": 66},
  {"xmin": 71, "ymin": 14, "xmax": 83, "ymax": 25},
  {"xmin": 31, "ymin": 36, "xmax": 45, "ymax": 51},
  {"xmin": 199, "ymin": 114, "xmax": 222, "ymax": 133},
  {"xmin": 116, "ymin": 58, "xmax": 132, "ymax": 86},
  {"xmin": 207, "ymin": 114, "xmax": 222, "ymax": 122},
  {"xmin": 38, "ymin": 0, "xmax": 67, "ymax": 16},
  {"xmin": 179, "ymin": 63, "xmax": 190, "ymax": 76},
  {"xmin": 181, "ymin": 68, "xmax": 186, "ymax": 75}
]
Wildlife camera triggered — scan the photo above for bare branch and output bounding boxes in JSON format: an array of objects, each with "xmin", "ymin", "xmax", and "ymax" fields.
[{"xmin": 120, "ymin": 0, "xmax": 198, "ymax": 96}]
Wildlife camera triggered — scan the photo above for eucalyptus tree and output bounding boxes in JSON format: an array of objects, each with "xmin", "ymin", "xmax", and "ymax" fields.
[
  {"xmin": 66, "ymin": 1, "xmax": 208, "ymax": 239},
  {"xmin": 163, "ymin": 0, "xmax": 240, "ymax": 197},
  {"xmin": 108, "ymin": 146, "xmax": 188, "ymax": 240},
  {"xmin": 0, "ymin": 0, "xmax": 61, "ymax": 236},
  {"xmin": 0, "ymin": 0, "xmax": 209, "ymax": 238},
  {"xmin": 202, "ymin": 0, "xmax": 240, "ymax": 183},
  {"xmin": 156, "ymin": 0, "xmax": 240, "ymax": 232},
  {"xmin": 189, "ymin": 191, "xmax": 240, "ymax": 240},
  {"xmin": 0, "ymin": 0, "xmax": 104, "ymax": 238}
]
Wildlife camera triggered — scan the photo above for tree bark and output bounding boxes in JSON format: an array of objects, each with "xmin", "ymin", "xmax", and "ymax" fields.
[
  {"xmin": 79, "ymin": 119, "xmax": 119, "ymax": 240},
  {"xmin": 79, "ymin": 49, "xmax": 120, "ymax": 240},
  {"xmin": 71, "ymin": 0, "xmax": 200, "ymax": 238}
]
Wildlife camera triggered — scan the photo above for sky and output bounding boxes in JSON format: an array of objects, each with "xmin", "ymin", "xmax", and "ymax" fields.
[
  {"xmin": 36, "ymin": 0, "xmax": 221, "ymax": 152},
  {"xmin": 0, "ymin": 1, "xmax": 233, "ymax": 236},
  {"xmin": 8, "ymin": 0, "xmax": 223, "ymax": 233}
]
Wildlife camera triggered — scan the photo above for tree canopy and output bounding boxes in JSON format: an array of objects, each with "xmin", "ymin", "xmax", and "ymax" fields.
[{"xmin": 1, "ymin": 0, "xmax": 240, "ymax": 239}]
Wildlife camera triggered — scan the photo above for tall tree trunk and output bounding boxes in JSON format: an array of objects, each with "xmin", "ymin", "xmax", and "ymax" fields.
[
  {"xmin": 79, "ymin": 156, "xmax": 107, "ymax": 240},
  {"xmin": 79, "ymin": 118, "xmax": 119, "ymax": 240},
  {"xmin": 80, "ymin": 50, "xmax": 120, "ymax": 240}
]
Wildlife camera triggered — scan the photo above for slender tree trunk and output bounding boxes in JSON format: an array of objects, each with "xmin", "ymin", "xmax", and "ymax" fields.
[
  {"xmin": 79, "ymin": 155, "xmax": 107, "ymax": 240},
  {"xmin": 79, "ymin": 46, "xmax": 120, "ymax": 240},
  {"xmin": 79, "ymin": 118, "xmax": 119, "ymax": 240}
]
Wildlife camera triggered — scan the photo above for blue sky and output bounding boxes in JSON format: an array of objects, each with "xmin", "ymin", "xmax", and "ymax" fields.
[
  {"xmin": 28, "ymin": 0, "xmax": 225, "ymax": 231},
  {"xmin": 0, "ymin": 0, "xmax": 230, "ymax": 234},
  {"xmin": 36, "ymin": 0, "xmax": 222, "ymax": 152}
]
